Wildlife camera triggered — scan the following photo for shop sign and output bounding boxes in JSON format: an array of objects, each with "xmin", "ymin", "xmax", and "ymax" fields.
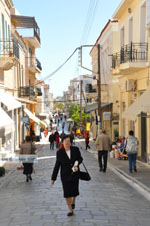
[{"xmin": 103, "ymin": 112, "xmax": 111, "ymax": 120}]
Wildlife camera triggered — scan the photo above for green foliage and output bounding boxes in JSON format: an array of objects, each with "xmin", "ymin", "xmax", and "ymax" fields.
[
  {"xmin": 68, "ymin": 103, "xmax": 90, "ymax": 129},
  {"xmin": 54, "ymin": 103, "xmax": 65, "ymax": 112},
  {"xmin": 68, "ymin": 103, "xmax": 79, "ymax": 118}
]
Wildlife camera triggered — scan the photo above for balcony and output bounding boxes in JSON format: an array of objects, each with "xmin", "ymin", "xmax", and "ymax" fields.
[
  {"xmin": 111, "ymin": 42, "xmax": 148, "ymax": 75},
  {"xmin": 11, "ymin": 15, "xmax": 41, "ymax": 48},
  {"xmin": 0, "ymin": 40, "xmax": 19, "ymax": 70},
  {"xmin": 85, "ymin": 84, "xmax": 97, "ymax": 98},
  {"xmin": 27, "ymin": 57, "xmax": 42, "ymax": 74},
  {"xmin": 20, "ymin": 86, "xmax": 35, "ymax": 97},
  {"xmin": 34, "ymin": 88, "xmax": 42, "ymax": 96},
  {"xmin": 85, "ymin": 84, "xmax": 97, "ymax": 93}
]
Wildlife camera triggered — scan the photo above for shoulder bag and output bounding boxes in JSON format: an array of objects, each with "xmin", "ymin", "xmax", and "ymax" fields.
[{"xmin": 79, "ymin": 162, "xmax": 91, "ymax": 181}]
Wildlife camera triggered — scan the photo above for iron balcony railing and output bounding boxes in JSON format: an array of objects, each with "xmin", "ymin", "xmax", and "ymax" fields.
[
  {"xmin": 34, "ymin": 29, "xmax": 40, "ymax": 44},
  {"xmin": 112, "ymin": 42, "xmax": 148, "ymax": 69},
  {"xmin": 35, "ymin": 58, "xmax": 42, "ymax": 71},
  {"xmin": 34, "ymin": 87, "xmax": 42, "ymax": 96},
  {"xmin": 0, "ymin": 39, "xmax": 19, "ymax": 59},
  {"xmin": 85, "ymin": 84, "xmax": 97, "ymax": 93},
  {"xmin": 27, "ymin": 57, "xmax": 42, "ymax": 71},
  {"xmin": 20, "ymin": 86, "xmax": 35, "ymax": 97}
]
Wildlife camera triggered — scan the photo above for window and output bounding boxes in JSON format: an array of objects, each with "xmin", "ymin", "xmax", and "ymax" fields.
[
  {"xmin": 129, "ymin": 17, "xmax": 133, "ymax": 43},
  {"xmin": 2, "ymin": 14, "xmax": 5, "ymax": 52},
  {"xmin": 120, "ymin": 27, "xmax": 124, "ymax": 47},
  {"xmin": 140, "ymin": 2, "xmax": 146, "ymax": 42}
]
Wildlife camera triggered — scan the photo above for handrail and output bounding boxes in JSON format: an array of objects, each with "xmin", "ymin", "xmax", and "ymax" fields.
[
  {"xmin": 0, "ymin": 39, "xmax": 19, "ymax": 59},
  {"xmin": 112, "ymin": 42, "xmax": 148, "ymax": 69}
]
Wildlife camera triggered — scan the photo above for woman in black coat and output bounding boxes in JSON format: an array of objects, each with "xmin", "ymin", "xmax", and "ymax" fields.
[{"xmin": 51, "ymin": 135, "xmax": 83, "ymax": 216}]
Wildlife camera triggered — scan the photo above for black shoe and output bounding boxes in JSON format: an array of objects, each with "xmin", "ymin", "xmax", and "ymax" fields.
[
  {"xmin": 26, "ymin": 177, "xmax": 29, "ymax": 182},
  {"xmin": 67, "ymin": 212, "xmax": 73, "ymax": 216},
  {"xmin": 103, "ymin": 169, "xmax": 106, "ymax": 173},
  {"xmin": 134, "ymin": 168, "xmax": 137, "ymax": 172},
  {"xmin": 29, "ymin": 175, "xmax": 32, "ymax": 180},
  {"xmin": 99, "ymin": 168, "xmax": 102, "ymax": 172},
  {"xmin": 71, "ymin": 204, "xmax": 75, "ymax": 209}
]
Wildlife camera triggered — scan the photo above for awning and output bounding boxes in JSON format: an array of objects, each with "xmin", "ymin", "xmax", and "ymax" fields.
[
  {"xmin": 0, "ymin": 92, "xmax": 21, "ymax": 111},
  {"xmin": 122, "ymin": 89, "xmax": 150, "ymax": 120},
  {"xmin": 0, "ymin": 107, "xmax": 14, "ymax": 134},
  {"xmin": 24, "ymin": 108, "xmax": 46, "ymax": 128},
  {"xmin": 11, "ymin": 15, "xmax": 39, "ymax": 29},
  {"xmin": 39, "ymin": 113, "xmax": 49, "ymax": 117},
  {"xmin": 84, "ymin": 102, "xmax": 112, "ymax": 113},
  {"xmin": 16, "ymin": 97, "xmax": 37, "ymax": 104},
  {"xmin": 67, "ymin": 118, "xmax": 74, "ymax": 122}
]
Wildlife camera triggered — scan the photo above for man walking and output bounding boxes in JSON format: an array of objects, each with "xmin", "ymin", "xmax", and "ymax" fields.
[
  {"xmin": 96, "ymin": 130, "xmax": 111, "ymax": 172},
  {"xmin": 49, "ymin": 132, "xmax": 55, "ymax": 150},
  {"xmin": 124, "ymin": 130, "xmax": 139, "ymax": 173}
]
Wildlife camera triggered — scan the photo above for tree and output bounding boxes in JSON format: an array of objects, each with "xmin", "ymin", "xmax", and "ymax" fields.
[
  {"xmin": 68, "ymin": 103, "xmax": 90, "ymax": 129},
  {"xmin": 54, "ymin": 103, "xmax": 65, "ymax": 112}
]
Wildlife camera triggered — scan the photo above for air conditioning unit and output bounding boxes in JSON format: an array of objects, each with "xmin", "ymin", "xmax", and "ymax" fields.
[{"xmin": 125, "ymin": 79, "xmax": 136, "ymax": 92}]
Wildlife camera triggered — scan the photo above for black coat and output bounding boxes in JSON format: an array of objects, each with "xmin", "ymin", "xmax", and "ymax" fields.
[
  {"xmin": 49, "ymin": 134, "xmax": 55, "ymax": 142},
  {"xmin": 51, "ymin": 146, "xmax": 83, "ymax": 182}
]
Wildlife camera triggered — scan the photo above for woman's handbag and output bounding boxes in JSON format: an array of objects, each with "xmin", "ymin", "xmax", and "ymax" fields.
[{"xmin": 79, "ymin": 162, "xmax": 91, "ymax": 181}]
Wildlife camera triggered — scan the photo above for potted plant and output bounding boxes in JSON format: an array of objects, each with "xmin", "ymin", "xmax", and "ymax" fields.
[{"xmin": 8, "ymin": 51, "xmax": 13, "ymax": 57}]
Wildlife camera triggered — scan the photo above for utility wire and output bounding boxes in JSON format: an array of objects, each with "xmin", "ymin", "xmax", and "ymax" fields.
[
  {"xmin": 0, "ymin": 47, "xmax": 80, "ymax": 92},
  {"xmin": 32, "ymin": 47, "xmax": 79, "ymax": 87}
]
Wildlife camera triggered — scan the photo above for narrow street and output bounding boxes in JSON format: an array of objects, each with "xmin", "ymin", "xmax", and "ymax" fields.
[{"xmin": 0, "ymin": 139, "xmax": 149, "ymax": 226}]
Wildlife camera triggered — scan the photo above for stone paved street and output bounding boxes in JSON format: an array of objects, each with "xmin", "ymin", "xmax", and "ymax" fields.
[{"xmin": 0, "ymin": 140, "xmax": 150, "ymax": 226}]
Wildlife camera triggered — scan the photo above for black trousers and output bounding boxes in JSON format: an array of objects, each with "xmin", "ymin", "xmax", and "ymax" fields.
[
  {"xmin": 85, "ymin": 141, "xmax": 90, "ymax": 150},
  {"xmin": 50, "ymin": 142, "xmax": 54, "ymax": 150},
  {"xmin": 98, "ymin": 150, "xmax": 108, "ymax": 171}
]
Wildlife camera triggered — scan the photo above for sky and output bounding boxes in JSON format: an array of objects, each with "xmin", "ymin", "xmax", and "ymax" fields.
[{"xmin": 13, "ymin": 0, "xmax": 122, "ymax": 98}]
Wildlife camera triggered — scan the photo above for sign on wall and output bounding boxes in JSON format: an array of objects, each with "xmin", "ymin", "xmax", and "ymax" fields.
[{"xmin": 103, "ymin": 112, "xmax": 111, "ymax": 120}]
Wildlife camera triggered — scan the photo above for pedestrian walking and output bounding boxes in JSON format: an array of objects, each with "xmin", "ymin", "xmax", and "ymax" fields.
[
  {"xmin": 96, "ymin": 130, "xmax": 111, "ymax": 172},
  {"xmin": 54, "ymin": 129, "xmax": 60, "ymax": 148},
  {"xmin": 20, "ymin": 136, "xmax": 36, "ymax": 182},
  {"xmin": 49, "ymin": 132, "xmax": 55, "ymax": 150},
  {"xmin": 70, "ymin": 131, "xmax": 75, "ymax": 145},
  {"xmin": 60, "ymin": 130, "xmax": 66, "ymax": 141},
  {"xmin": 44, "ymin": 128, "xmax": 48, "ymax": 137},
  {"xmin": 51, "ymin": 135, "xmax": 83, "ymax": 216},
  {"xmin": 124, "ymin": 130, "xmax": 139, "ymax": 173},
  {"xmin": 62, "ymin": 121, "xmax": 65, "ymax": 130},
  {"xmin": 85, "ymin": 132, "xmax": 90, "ymax": 150}
]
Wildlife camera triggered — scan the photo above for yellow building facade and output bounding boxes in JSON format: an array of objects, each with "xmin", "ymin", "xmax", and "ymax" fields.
[
  {"xmin": 111, "ymin": 0, "xmax": 150, "ymax": 161},
  {"xmin": 89, "ymin": 20, "xmax": 120, "ymax": 140}
]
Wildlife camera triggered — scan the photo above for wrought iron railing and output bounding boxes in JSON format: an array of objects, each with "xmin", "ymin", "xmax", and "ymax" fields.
[
  {"xmin": 20, "ymin": 86, "xmax": 35, "ymax": 97},
  {"xmin": 34, "ymin": 87, "xmax": 42, "ymax": 96},
  {"xmin": 0, "ymin": 39, "xmax": 19, "ymax": 59},
  {"xmin": 27, "ymin": 57, "xmax": 42, "ymax": 71},
  {"xmin": 35, "ymin": 58, "xmax": 42, "ymax": 70},
  {"xmin": 112, "ymin": 42, "xmax": 148, "ymax": 69},
  {"xmin": 85, "ymin": 84, "xmax": 97, "ymax": 93},
  {"xmin": 34, "ymin": 29, "xmax": 40, "ymax": 44}
]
